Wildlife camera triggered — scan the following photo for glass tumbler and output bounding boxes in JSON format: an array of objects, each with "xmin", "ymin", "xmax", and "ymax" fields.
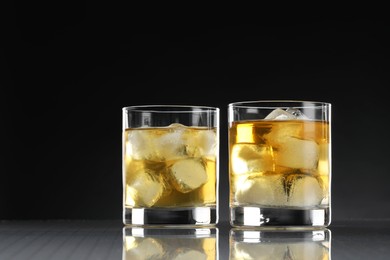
[
  {"xmin": 122, "ymin": 105, "xmax": 219, "ymax": 226},
  {"xmin": 228, "ymin": 100, "xmax": 331, "ymax": 227}
]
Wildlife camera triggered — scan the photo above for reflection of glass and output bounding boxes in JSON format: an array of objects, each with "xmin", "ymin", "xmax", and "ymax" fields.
[
  {"xmin": 229, "ymin": 228, "xmax": 331, "ymax": 260},
  {"xmin": 123, "ymin": 227, "xmax": 219, "ymax": 259}
]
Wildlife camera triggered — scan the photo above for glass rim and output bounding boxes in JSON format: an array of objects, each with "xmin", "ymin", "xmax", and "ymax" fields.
[
  {"xmin": 228, "ymin": 100, "xmax": 331, "ymax": 109},
  {"xmin": 122, "ymin": 104, "xmax": 219, "ymax": 113}
]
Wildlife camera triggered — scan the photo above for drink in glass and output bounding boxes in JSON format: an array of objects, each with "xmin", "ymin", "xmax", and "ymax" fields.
[
  {"xmin": 122, "ymin": 105, "xmax": 219, "ymax": 226},
  {"xmin": 228, "ymin": 101, "xmax": 331, "ymax": 227}
]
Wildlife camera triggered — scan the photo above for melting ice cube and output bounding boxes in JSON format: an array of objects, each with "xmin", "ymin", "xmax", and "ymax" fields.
[
  {"xmin": 235, "ymin": 175, "xmax": 286, "ymax": 206},
  {"xmin": 155, "ymin": 124, "xmax": 188, "ymax": 161},
  {"xmin": 263, "ymin": 121, "xmax": 303, "ymax": 145},
  {"xmin": 126, "ymin": 170, "xmax": 165, "ymax": 207},
  {"xmin": 265, "ymin": 108, "xmax": 309, "ymax": 120},
  {"xmin": 287, "ymin": 175, "xmax": 323, "ymax": 207},
  {"xmin": 126, "ymin": 130, "xmax": 159, "ymax": 161},
  {"xmin": 265, "ymin": 108, "xmax": 297, "ymax": 120},
  {"xmin": 275, "ymin": 137, "xmax": 319, "ymax": 170},
  {"xmin": 190, "ymin": 129, "xmax": 217, "ymax": 158},
  {"xmin": 285, "ymin": 108, "xmax": 309, "ymax": 119},
  {"xmin": 169, "ymin": 159, "xmax": 208, "ymax": 193},
  {"xmin": 231, "ymin": 144, "xmax": 274, "ymax": 175}
]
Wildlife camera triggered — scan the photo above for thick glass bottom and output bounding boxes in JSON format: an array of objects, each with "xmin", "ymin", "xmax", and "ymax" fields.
[
  {"xmin": 124, "ymin": 206, "xmax": 218, "ymax": 226},
  {"xmin": 230, "ymin": 206, "xmax": 330, "ymax": 228}
]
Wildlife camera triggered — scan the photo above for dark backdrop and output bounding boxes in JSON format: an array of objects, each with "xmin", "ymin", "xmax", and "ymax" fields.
[{"xmin": 2, "ymin": 7, "xmax": 390, "ymax": 222}]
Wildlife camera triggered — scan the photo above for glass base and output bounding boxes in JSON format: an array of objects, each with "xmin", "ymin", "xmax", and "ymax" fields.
[
  {"xmin": 230, "ymin": 206, "xmax": 330, "ymax": 228},
  {"xmin": 124, "ymin": 206, "xmax": 218, "ymax": 226}
]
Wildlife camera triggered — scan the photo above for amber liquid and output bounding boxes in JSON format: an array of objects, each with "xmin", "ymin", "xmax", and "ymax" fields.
[
  {"xmin": 229, "ymin": 120, "xmax": 330, "ymax": 209},
  {"xmin": 123, "ymin": 124, "xmax": 217, "ymax": 208}
]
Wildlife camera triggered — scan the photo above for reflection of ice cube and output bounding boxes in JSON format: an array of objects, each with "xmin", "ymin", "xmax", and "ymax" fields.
[
  {"xmin": 231, "ymin": 144, "xmax": 274, "ymax": 175},
  {"xmin": 287, "ymin": 175, "xmax": 323, "ymax": 207},
  {"xmin": 126, "ymin": 170, "xmax": 165, "ymax": 207},
  {"xmin": 289, "ymin": 242, "xmax": 328, "ymax": 259},
  {"xmin": 265, "ymin": 108, "xmax": 309, "ymax": 120},
  {"xmin": 169, "ymin": 159, "xmax": 208, "ymax": 193},
  {"xmin": 235, "ymin": 175, "xmax": 285, "ymax": 206},
  {"xmin": 124, "ymin": 237, "xmax": 164, "ymax": 259},
  {"xmin": 172, "ymin": 249, "xmax": 207, "ymax": 260},
  {"xmin": 276, "ymin": 137, "xmax": 319, "ymax": 170},
  {"xmin": 126, "ymin": 130, "xmax": 159, "ymax": 160},
  {"xmin": 233, "ymin": 241, "xmax": 327, "ymax": 260},
  {"xmin": 233, "ymin": 242, "xmax": 286, "ymax": 259}
]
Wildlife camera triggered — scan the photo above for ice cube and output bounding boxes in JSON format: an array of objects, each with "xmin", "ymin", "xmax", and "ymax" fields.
[
  {"xmin": 191, "ymin": 129, "xmax": 217, "ymax": 157},
  {"xmin": 264, "ymin": 122, "xmax": 303, "ymax": 146},
  {"xmin": 286, "ymin": 108, "xmax": 309, "ymax": 119},
  {"xmin": 155, "ymin": 125, "xmax": 187, "ymax": 161},
  {"xmin": 126, "ymin": 170, "xmax": 165, "ymax": 207},
  {"xmin": 172, "ymin": 249, "xmax": 207, "ymax": 260},
  {"xmin": 235, "ymin": 175, "xmax": 286, "ymax": 206},
  {"xmin": 231, "ymin": 144, "xmax": 274, "ymax": 175},
  {"xmin": 169, "ymin": 159, "xmax": 208, "ymax": 193},
  {"xmin": 287, "ymin": 175, "xmax": 323, "ymax": 207},
  {"xmin": 275, "ymin": 137, "xmax": 319, "ymax": 170},
  {"xmin": 265, "ymin": 108, "xmax": 309, "ymax": 120},
  {"xmin": 124, "ymin": 237, "xmax": 164, "ymax": 259},
  {"xmin": 126, "ymin": 130, "xmax": 159, "ymax": 160},
  {"xmin": 232, "ymin": 174, "xmax": 252, "ymax": 194},
  {"xmin": 265, "ymin": 108, "xmax": 297, "ymax": 120}
]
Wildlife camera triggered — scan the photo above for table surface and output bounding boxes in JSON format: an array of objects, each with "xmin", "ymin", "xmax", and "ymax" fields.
[{"xmin": 0, "ymin": 219, "xmax": 389, "ymax": 260}]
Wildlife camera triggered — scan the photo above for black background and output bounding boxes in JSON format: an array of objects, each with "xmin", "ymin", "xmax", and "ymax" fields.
[{"xmin": 2, "ymin": 6, "xmax": 390, "ymax": 222}]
